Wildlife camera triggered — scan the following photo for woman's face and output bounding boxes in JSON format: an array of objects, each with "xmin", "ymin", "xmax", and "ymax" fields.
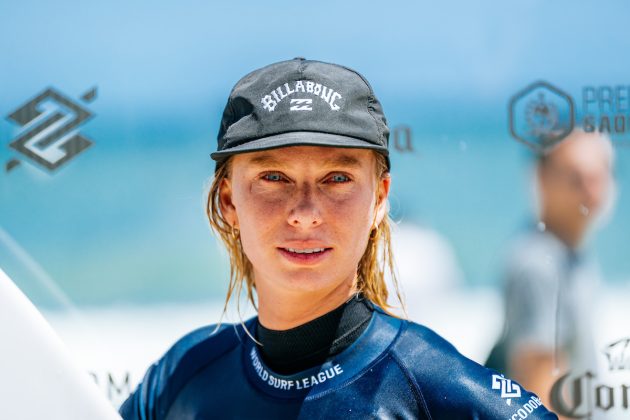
[{"xmin": 219, "ymin": 145, "xmax": 390, "ymax": 297}]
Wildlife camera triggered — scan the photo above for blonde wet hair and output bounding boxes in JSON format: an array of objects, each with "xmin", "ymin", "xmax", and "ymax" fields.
[{"xmin": 206, "ymin": 149, "xmax": 405, "ymax": 337}]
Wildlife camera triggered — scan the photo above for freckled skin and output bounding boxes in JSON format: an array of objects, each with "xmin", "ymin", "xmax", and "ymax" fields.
[{"xmin": 218, "ymin": 145, "xmax": 390, "ymax": 330}]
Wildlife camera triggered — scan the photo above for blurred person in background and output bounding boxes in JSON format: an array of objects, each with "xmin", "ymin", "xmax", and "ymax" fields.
[{"xmin": 486, "ymin": 128, "xmax": 617, "ymax": 415}]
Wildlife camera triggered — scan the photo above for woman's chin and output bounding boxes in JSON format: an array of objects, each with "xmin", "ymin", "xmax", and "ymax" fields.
[{"xmin": 274, "ymin": 272, "xmax": 347, "ymax": 294}]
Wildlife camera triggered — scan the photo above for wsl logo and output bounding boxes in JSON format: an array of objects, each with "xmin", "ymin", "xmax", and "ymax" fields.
[
  {"xmin": 492, "ymin": 374, "xmax": 522, "ymax": 406},
  {"xmin": 5, "ymin": 87, "xmax": 97, "ymax": 173},
  {"xmin": 509, "ymin": 81, "xmax": 575, "ymax": 154}
]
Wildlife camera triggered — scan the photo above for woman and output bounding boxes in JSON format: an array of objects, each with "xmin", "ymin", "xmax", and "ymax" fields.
[{"xmin": 120, "ymin": 57, "xmax": 557, "ymax": 419}]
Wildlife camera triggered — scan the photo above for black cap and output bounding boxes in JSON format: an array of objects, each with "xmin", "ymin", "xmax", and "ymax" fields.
[{"xmin": 211, "ymin": 57, "xmax": 391, "ymax": 171}]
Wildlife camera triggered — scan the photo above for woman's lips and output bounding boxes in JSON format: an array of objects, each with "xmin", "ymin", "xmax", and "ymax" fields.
[{"xmin": 277, "ymin": 247, "xmax": 333, "ymax": 264}]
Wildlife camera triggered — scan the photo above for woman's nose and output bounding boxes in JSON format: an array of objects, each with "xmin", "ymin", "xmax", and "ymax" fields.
[{"xmin": 287, "ymin": 184, "xmax": 322, "ymax": 227}]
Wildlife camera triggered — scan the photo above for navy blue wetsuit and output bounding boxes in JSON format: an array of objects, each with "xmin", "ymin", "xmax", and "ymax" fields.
[{"xmin": 120, "ymin": 304, "xmax": 558, "ymax": 419}]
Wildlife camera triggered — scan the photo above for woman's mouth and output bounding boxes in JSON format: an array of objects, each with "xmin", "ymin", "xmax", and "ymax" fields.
[{"xmin": 277, "ymin": 247, "xmax": 333, "ymax": 264}]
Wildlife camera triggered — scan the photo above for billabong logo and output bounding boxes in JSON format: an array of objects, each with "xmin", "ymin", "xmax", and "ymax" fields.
[
  {"xmin": 5, "ymin": 87, "xmax": 97, "ymax": 173},
  {"xmin": 492, "ymin": 374, "xmax": 522, "ymax": 406},
  {"xmin": 289, "ymin": 98, "xmax": 312, "ymax": 111},
  {"xmin": 260, "ymin": 80, "xmax": 342, "ymax": 112},
  {"xmin": 509, "ymin": 81, "xmax": 574, "ymax": 153}
]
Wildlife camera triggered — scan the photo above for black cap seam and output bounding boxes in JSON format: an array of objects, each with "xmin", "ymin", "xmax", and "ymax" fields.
[{"xmin": 333, "ymin": 63, "xmax": 384, "ymax": 146}]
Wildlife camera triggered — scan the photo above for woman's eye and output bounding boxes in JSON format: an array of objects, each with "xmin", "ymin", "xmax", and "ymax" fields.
[
  {"xmin": 328, "ymin": 173, "xmax": 350, "ymax": 183},
  {"xmin": 262, "ymin": 173, "xmax": 284, "ymax": 182}
]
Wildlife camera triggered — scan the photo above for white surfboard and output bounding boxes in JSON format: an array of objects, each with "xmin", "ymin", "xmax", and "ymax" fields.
[{"xmin": 0, "ymin": 267, "xmax": 121, "ymax": 420}]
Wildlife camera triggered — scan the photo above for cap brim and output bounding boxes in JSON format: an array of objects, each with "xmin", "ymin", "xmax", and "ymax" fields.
[{"xmin": 210, "ymin": 131, "xmax": 389, "ymax": 161}]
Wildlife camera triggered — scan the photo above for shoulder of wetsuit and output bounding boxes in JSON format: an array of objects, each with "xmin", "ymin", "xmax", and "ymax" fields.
[
  {"xmin": 378, "ymin": 310, "xmax": 558, "ymax": 419},
  {"xmin": 119, "ymin": 317, "xmax": 256, "ymax": 420}
]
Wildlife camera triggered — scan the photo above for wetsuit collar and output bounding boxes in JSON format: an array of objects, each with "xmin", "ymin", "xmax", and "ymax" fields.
[
  {"xmin": 241, "ymin": 306, "xmax": 403, "ymax": 399},
  {"xmin": 255, "ymin": 292, "xmax": 373, "ymax": 375}
]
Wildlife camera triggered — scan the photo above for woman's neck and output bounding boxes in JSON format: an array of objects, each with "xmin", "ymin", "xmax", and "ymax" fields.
[
  {"xmin": 255, "ymin": 292, "xmax": 374, "ymax": 375},
  {"xmin": 256, "ymin": 278, "xmax": 357, "ymax": 330}
]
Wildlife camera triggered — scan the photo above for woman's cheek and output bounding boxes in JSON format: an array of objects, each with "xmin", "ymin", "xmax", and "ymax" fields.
[
  {"xmin": 252, "ymin": 194, "xmax": 288, "ymax": 217},
  {"xmin": 332, "ymin": 207, "xmax": 371, "ymax": 242},
  {"xmin": 250, "ymin": 183, "xmax": 294, "ymax": 205},
  {"xmin": 328, "ymin": 189, "xmax": 374, "ymax": 221},
  {"xmin": 237, "ymin": 183, "xmax": 287, "ymax": 213}
]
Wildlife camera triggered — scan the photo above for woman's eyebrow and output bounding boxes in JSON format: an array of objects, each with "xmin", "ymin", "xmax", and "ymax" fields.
[
  {"xmin": 246, "ymin": 154, "xmax": 286, "ymax": 168},
  {"xmin": 246, "ymin": 153, "xmax": 363, "ymax": 169},
  {"xmin": 325, "ymin": 154, "xmax": 363, "ymax": 169}
]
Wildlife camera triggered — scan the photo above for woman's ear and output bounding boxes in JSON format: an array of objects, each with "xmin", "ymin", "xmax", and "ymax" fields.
[
  {"xmin": 219, "ymin": 177, "xmax": 238, "ymax": 228},
  {"xmin": 374, "ymin": 174, "xmax": 391, "ymax": 227}
]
